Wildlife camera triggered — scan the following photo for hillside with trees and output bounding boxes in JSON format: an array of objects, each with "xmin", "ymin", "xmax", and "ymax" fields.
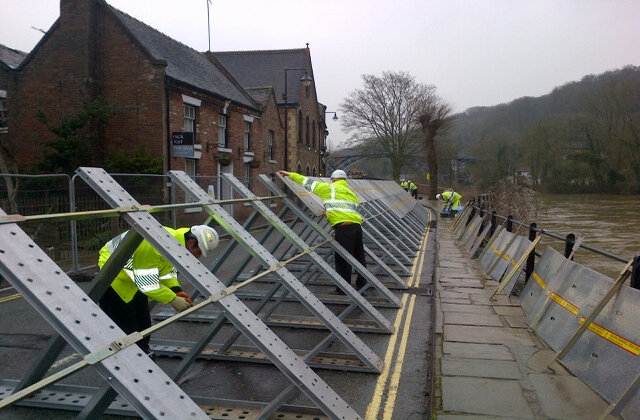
[{"xmin": 445, "ymin": 65, "xmax": 640, "ymax": 193}]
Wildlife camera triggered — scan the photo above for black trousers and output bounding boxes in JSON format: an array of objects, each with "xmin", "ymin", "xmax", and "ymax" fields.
[
  {"xmin": 100, "ymin": 287, "xmax": 152, "ymax": 354},
  {"xmin": 334, "ymin": 223, "xmax": 367, "ymax": 290}
]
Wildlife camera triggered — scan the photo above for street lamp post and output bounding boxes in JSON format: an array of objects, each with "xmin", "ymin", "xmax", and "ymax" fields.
[
  {"xmin": 320, "ymin": 111, "xmax": 338, "ymax": 176},
  {"xmin": 283, "ymin": 67, "xmax": 312, "ymax": 171}
]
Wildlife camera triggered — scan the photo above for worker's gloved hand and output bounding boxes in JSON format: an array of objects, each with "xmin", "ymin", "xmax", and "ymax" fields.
[
  {"xmin": 171, "ymin": 295, "xmax": 192, "ymax": 312},
  {"xmin": 175, "ymin": 291, "xmax": 193, "ymax": 306}
]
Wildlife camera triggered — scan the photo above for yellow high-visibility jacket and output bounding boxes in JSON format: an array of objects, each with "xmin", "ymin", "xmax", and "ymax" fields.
[
  {"xmin": 290, "ymin": 172, "xmax": 362, "ymax": 227},
  {"xmin": 441, "ymin": 191, "xmax": 462, "ymax": 210},
  {"xmin": 400, "ymin": 180, "xmax": 409, "ymax": 190},
  {"xmin": 98, "ymin": 227, "xmax": 188, "ymax": 304},
  {"xmin": 409, "ymin": 182, "xmax": 418, "ymax": 191}
]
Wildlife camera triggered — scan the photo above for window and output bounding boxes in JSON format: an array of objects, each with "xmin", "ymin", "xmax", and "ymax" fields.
[
  {"xmin": 268, "ymin": 130, "xmax": 274, "ymax": 160},
  {"xmin": 244, "ymin": 121, "xmax": 251, "ymax": 151},
  {"xmin": 218, "ymin": 115, "xmax": 227, "ymax": 147},
  {"xmin": 297, "ymin": 111, "xmax": 303, "ymax": 144},
  {"xmin": 185, "ymin": 158, "xmax": 197, "ymax": 179},
  {"xmin": 244, "ymin": 164, "xmax": 251, "ymax": 190},
  {"xmin": 305, "ymin": 116, "xmax": 310, "ymax": 146},
  {"xmin": 312, "ymin": 120, "xmax": 316, "ymax": 149},
  {"xmin": 184, "ymin": 104, "xmax": 196, "ymax": 139},
  {"xmin": 0, "ymin": 90, "xmax": 7, "ymax": 133}
]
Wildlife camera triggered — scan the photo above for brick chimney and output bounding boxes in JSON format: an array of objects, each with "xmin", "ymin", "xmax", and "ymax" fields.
[{"xmin": 58, "ymin": 0, "xmax": 99, "ymax": 97}]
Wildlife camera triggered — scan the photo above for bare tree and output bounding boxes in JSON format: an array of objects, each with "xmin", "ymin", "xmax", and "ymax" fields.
[
  {"xmin": 340, "ymin": 72, "xmax": 435, "ymax": 180},
  {"xmin": 417, "ymin": 92, "xmax": 453, "ymax": 198}
]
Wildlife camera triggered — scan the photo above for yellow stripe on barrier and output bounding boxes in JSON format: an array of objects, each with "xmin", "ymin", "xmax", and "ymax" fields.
[
  {"xmin": 532, "ymin": 272, "xmax": 546, "ymax": 290},
  {"xmin": 579, "ymin": 317, "xmax": 640, "ymax": 356},
  {"xmin": 548, "ymin": 292, "xmax": 580, "ymax": 316},
  {"xmin": 490, "ymin": 243, "xmax": 513, "ymax": 261},
  {"xmin": 532, "ymin": 271, "xmax": 638, "ymax": 356}
]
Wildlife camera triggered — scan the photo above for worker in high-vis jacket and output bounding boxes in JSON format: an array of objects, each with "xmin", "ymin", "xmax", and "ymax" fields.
[
  {"xmin": 409, "ymin": 180, "xmax": 418, "ymax": 199},
  {"xmin": 436, "ymin": 190, "xmax": 462, "ymax": 212},
  {"xmin": 400, "ymin": 179, "xmax": 409, "ymax": 191},
  {"xmin": 279, "ymin": 169, "xmax": 367, "ymax": 295},
  {"xmin": 98, "ymin": 225, "xmax": 219, "ymax": 354}
]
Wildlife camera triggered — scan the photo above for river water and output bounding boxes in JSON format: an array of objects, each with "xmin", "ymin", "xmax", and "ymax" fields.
[{"xmin": 530, "ymin": 194, "xmax": 640, "ymax": 280}]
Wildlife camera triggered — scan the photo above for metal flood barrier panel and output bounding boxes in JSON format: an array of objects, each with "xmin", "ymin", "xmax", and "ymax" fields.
[
  {"xmin": 521, "ymin": 247, "xmax": 640, "ymax": 419},
  {"xmin": 480, "ymin": 228, "xmax": 530, "ymax": 284},
  {"xmin": 0, "ymin": 211, "xmax": 209, "ymax": 419},
  {"xmin": 276, "ymin": 174, "xmax": 425, "ymax": 290},
  {"xmin": 0, "ymin": 167, "xmax": 368, "ymax": 419}
]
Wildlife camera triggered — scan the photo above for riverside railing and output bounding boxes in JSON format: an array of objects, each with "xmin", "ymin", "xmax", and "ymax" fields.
[{"xmin": 461, "ymin": 198, "xmax": 639, "ymax": 290}]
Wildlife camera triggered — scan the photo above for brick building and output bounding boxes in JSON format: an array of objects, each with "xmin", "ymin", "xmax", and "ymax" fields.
[
  {"xmin": 2, "ymin": 0, "xmax": 328, "ymax": 205},
  {"xmin": 0, "ymin": 44, "xmax": 26, "ymax": 174},
  {"xmin": 215, "ymin": 48, "xmax": 329, "ymax": 176}
]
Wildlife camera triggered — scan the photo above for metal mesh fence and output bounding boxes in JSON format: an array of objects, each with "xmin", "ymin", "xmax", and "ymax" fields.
[{"xmin": 0, "ymin": 172, "xmax": 278, "ymax": 279}]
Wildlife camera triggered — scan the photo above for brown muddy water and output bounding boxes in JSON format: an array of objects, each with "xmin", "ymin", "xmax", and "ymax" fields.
[{"xmin": 530, "ymin": 194, "xmax": 640, "ymax": 280}]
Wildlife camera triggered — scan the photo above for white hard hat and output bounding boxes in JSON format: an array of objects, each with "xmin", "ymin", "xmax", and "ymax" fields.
[
  {"xmin": 330, "ymin": 169, "xmax": 347, "ymax": 180},
  {"xmin": 435, "ymin": 194, "xmax": 442, "ymax": 200},
  {"xmin": 190, "ymin": 225, "xmax": 219, "ymax": 257}
]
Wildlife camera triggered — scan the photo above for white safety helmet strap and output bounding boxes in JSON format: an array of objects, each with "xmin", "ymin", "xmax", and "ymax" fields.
[{"xmin": 190, "ymin": 225, "xmax": 219, "ymax": 257}]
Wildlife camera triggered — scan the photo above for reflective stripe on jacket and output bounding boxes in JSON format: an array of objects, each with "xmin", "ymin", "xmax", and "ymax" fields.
[
  {"xmin": 98, "ymin": 227, "xmax": 188, "ymax": 304},
  {"xmin": 290, "ymin": 172, "xmax": 362, "ymax": 226}
]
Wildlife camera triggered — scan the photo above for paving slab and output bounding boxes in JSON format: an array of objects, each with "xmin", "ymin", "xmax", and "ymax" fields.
[
  {"xmin": 444, "ymin": 325, "xmax": 536, "ymax": 346},
  {"xmin": 440, "ymin": 298, "xmax": 471, "ymax": 305},
  {"xmin": 440, "ymin": 261, "xmax": 467, "ymax": 269},
  {"xmin": 444, "ymin": 312, "xmax": 503, "ymax": 327},
  {"xmin": 439, "ymin": 279, "xmax": 484, "ymax": 288},
  {"xmin": 445, "ymin": 270, "xmax": 476, "ymax": 278},
  {"xmin": 450, "ymin": 287, "xmax": 489, "ymax": 295},
  {"xmin": 441, "ymin": 357, "xmax": 522, "ymax": 379},
  {"xmin": 529, "ymin": 373, "xmax": 611, "ymax": 419},
  {"xmin": 503, "ymin": 316, "xmax": 529, "ymax": 328},
  {"xmin": 441, "ymin": 376, "xmax": 533, "ymax": 418},
  {"xmin": 493, "ymin": 305, "xmax": 526, "ymax": 316},
  {"xmin": 443, "ymin": 342, "xmax": 513, "ymax": 361},
  {"xmin": 440, "ymin": 290, "xmax": 470, "ymax": 300},
  {"xmin": 441, "ymin": 303, "xmax": 494, "ymax": 314}
]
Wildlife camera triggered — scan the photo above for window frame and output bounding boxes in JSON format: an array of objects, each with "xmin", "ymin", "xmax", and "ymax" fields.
[{"xmin": 218, "ymin": 114, "xmax": 227, "ymax": 148}]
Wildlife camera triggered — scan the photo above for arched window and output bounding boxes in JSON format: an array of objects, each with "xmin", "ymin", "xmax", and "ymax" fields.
[
  {"xmin": 306, "ymin": 165, "xmax": 310, "ymax": 175},
  {"xmin": 297, "ymin": 163, "xmax": 302, "ymax": 173},
  {"xmin": 305, "ymin": 116, "xmax": 310, "ymax": 146},
  {"xmin": 312, "ymin": 120, "xmax": 316, "ymax": 149},
  {"xmin": 297, "ymin": 111, "xmax": 303, "ymax": 144}
]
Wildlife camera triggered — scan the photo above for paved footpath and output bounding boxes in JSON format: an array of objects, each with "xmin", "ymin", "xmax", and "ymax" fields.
[{"xmin": 432, "ymin": 216, "xmax": 614, "ymax": 420}]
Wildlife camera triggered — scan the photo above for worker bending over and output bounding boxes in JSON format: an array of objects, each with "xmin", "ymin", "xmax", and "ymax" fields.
[
  {"xmin": 279, "ymin": 169, "xmax": 367, "ymax": 295},
  {"xmin": 436, "ymin": 190, "xmax": 462, "ymax": 212},
  {"xmin": 98, "ymin": 225, "xmax": 219, "ymax": 354}
]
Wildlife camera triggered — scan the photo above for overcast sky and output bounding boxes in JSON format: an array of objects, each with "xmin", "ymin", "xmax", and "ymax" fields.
[{"xmin": 2, "ymin": 0, "xmax": 639, "ymax": 150}]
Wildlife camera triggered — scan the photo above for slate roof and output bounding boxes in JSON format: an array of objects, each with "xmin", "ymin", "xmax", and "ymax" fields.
[
  {"xmin": 0, "ymin": 44, "xmax": 27, "ymax": 70},
  {"xmin": 245, "ymin": 87, "xmax": 273, "ymax": 107},
  {"xmin": 214, "ymin": 49, "xmax": 311, "ymax": 105},
  {"xmin": 107, "ymin": 6, "xmax": 259, "ymax": 111}
]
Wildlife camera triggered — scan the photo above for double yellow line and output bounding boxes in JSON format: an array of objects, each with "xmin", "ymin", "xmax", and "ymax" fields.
[
  {"xmin": 0, "ymin": 293, "xmax": 21, "ymax": 304},
  {"xmin": 366, "ymin": 211, "xmax": 432, "ymax": 419}
]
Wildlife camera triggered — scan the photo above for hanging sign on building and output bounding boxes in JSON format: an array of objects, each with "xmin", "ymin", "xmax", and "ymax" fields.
[{"xmin": 172, "ymin": 132, "xmax": 194, "ymax": 158}]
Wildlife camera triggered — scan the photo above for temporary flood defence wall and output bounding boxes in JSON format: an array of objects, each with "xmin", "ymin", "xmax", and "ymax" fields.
[
  {"xmin": 451, "ymin": 206, "xmax": 639, "ymax": 419},
  {"xmin": 0, "ymin": 168, "xmax": 428, "ymax": 419}
]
